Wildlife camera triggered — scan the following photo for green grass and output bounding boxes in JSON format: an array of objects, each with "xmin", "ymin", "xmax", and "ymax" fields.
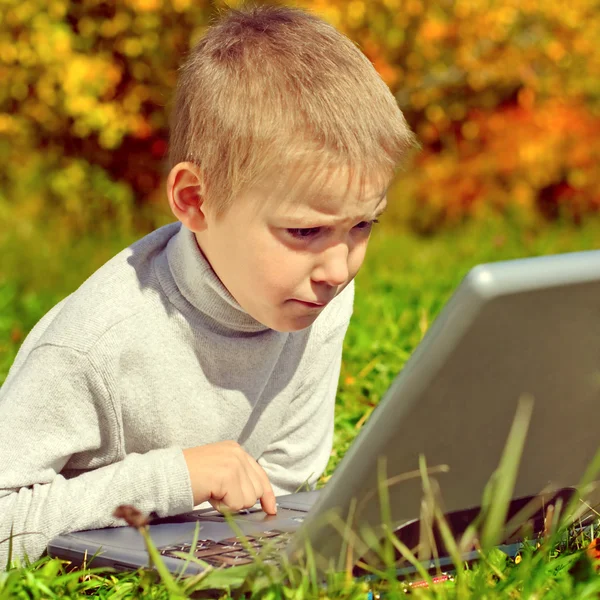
[{"xmin": 2, "ymin": 214, "xmax": 600, "ymax": 597}]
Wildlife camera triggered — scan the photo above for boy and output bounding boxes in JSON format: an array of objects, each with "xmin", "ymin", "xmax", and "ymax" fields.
[{"xmin": 0, "ymin": 4, "xmax": 416, "ymax": 565}]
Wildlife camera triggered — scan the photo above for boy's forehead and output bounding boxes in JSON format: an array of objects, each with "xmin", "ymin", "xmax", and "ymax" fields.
[
  {"xmin": 252, "ymin": 163, "xmax": 390, "ymax": 215},
  {"xmin": 288, "ymin": 186, "xmax": 388, "ymax": 221}
]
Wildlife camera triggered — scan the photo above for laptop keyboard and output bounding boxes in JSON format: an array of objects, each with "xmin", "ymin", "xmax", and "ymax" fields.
[{"xmin": 159, "ymin": 530, "xmax": 292, "ymax": 567}]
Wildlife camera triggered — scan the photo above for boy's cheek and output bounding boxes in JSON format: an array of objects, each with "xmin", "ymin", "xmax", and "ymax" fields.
[{"xmin": 352, "ymin": 245, "xmax": 369, "ymax": 273}]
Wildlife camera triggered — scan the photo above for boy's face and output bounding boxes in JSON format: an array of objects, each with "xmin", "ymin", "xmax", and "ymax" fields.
[{"xmin": 190, "ymin": 167, "xmax": 388, "ymax": 332}]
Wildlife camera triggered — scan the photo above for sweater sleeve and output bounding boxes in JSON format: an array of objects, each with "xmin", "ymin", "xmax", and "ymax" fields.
[
  {"xmin": 258, "ymin": 283, "xmax": 354, "ymax": 496},
  {"xmin": 0, "ymin": 344, "xmax": 193, "ymax": 566}
]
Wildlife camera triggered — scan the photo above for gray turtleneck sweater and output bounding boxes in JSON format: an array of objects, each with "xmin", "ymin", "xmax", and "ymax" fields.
[{"xmin": 0, "ymin": 222, "xmax": 353, "ymax": 564}]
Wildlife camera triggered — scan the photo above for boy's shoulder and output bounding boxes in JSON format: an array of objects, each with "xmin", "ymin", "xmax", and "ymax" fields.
[{"xmin": 25, "ymin": 223, "xmax": 181, "ymax": 356}]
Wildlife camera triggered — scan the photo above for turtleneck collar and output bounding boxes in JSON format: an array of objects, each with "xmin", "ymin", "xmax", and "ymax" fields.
[{"xmin": 160, "ymin": 223, "xmax": 270, "ymax": 333}]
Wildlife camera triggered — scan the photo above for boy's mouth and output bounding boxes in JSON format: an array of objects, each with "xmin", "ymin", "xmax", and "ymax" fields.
[{"xmin": 292, "ymin": 299, "xmax": 327, "ymax": 308}]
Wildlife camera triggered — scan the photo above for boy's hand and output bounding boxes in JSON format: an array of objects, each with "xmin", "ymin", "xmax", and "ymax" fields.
[{"xmin": 182, "ymin": 441, "xmax": 277, "ymax": 515}]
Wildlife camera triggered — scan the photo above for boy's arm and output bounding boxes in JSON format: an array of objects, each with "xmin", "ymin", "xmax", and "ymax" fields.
[
  {"xmin": 258, "ymin": 283, "xmax": 354, "ymax": 496},
  {"xmin": 0, "ymin": 344, "xmax": 193, "ymax": 566}
]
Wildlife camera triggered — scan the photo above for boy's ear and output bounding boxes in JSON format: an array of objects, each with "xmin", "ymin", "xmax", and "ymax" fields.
[{"xmin": 166, "ymin": 162, "xmax": 208, "ymax": 232}]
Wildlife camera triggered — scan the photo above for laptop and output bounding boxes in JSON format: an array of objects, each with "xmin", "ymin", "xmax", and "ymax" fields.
[{"xmin": 48, "ymin": 249, "xmax": 600, "ymax": 575}]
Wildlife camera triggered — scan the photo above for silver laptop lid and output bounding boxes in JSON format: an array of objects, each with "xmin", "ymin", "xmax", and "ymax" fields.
[{"xmin": 293, "ymin": 249, "xmax": 600, "ymax": 566}]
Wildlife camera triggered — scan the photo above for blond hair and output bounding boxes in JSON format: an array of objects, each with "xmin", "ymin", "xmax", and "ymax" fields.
[{"xmin": 168, "ymin": 3, "xmax": 417, "ymax": 213}]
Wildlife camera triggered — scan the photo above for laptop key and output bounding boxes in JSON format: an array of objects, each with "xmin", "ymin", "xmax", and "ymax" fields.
[
  {"xmin": 159, "ymin": 543, "xmax": 193, "ymax": 556},
  {"xmin": 220, "ymin": 537, "xmax": 261, "ymax": 546},
  {"xmin": 221, "ymin": 551, "xmax": 251, "ymax": 559},
  {"xmin": 209, "ymin": 554, "xmax": 254, "ymax": 566},
  {"xmin": 257, "ymin": 530, "xmax": 283, "ymax": 538},
  {"xmin": 160, "ymin": 532, "xmax": 291, "ymax": 562},
  {"xmin": 219, "ymin": 538, "xmax": 244, "ymax": 546},
  {"xmin": 193, "ymin": 544, "xmax": 239, "ymax": 558}
]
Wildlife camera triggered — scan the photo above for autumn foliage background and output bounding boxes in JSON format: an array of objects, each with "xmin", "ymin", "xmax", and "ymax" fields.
[{"xmin": 1, "ymin": 0, "xmax": 600, "ymax": 244}]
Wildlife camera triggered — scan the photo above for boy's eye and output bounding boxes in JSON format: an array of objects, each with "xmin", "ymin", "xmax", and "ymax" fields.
[
  {"xmin": 286, "ymin": 227, "xmax": 322, "ymax": 239},
  {"xmin": 285, "ymin": 220, "xmax": 379, "ymax": 240},
  {"xmin": 355, "ymin": 219, "xmax": 379, "ymax": 230}
]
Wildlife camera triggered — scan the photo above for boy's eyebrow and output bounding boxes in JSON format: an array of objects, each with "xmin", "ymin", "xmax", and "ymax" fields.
[
  {"xmin": 282, "ymin": 195, "xmax": 388, "ymax": 226},
  {"xmin": 373, "ymin": 201, "xmax": 388, "ymax": 217},
  {"xmin": 311, "ymin": 189, "xmax": 389, "ymax": 214}
]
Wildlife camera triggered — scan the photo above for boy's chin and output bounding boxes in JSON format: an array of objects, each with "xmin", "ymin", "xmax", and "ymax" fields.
[{"xmin": 263, "ymin": 312, "xmax": 321, "ymax": 333}]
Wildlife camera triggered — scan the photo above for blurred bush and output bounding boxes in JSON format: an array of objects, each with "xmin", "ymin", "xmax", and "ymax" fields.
[
  {"xmin": 0, "ymin": 0, "xmax": 203, "ymax": 240},
  {"xmin": 305, "ymin": 0, "xmax": 600, "ymax": 232},
  {"xmin": 1, "ymin": 0, "xmax": 599, "ymax": 238}
]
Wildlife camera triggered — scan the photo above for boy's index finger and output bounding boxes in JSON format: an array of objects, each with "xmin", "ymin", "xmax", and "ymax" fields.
[
  {"xmin": 260, "ymin": 487, "xmax": 277, "ymax": 515},
  {"xmin": 246, "ymin": 454, "xmax": 277, "ymax": 515}
]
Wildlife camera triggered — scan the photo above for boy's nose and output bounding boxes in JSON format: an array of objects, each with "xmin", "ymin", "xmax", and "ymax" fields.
[{"xmin": 311, "ymin": 244, "xmax": 349, "ymax": 287}]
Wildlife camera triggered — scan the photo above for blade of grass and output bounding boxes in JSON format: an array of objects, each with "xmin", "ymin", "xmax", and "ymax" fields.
[
  {"xmin": 137, "ymin": 525, "xmax": 185, "ymax": 598},
  {"xmin": 558, "ymin": 445, "xmax": 600, "ymax": 531},
  {"xmin": 481, "ymin": 394, "xmax": 534, "ymax": 550},
  {"xmin": 4, "ymin": 525, "xmax": 13, "ymax": 572},
  {"xmin": 175, "ymin": 521, "xmax": 201, "ymax": 583},
  {"xmin": 376, "ymin": 456, "xmax": 403, "ymax": 598},
  {"xmin": 419, "ymin": 455, "xmax": 464, "ymax": 575}
]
